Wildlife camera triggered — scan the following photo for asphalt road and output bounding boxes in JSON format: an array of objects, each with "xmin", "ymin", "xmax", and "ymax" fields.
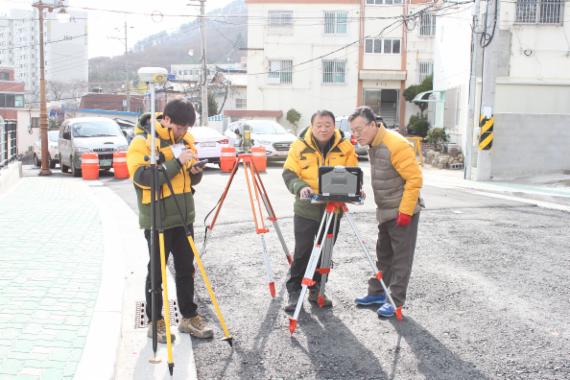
[{"xmin": 40, "ymin": 162, "xmax": 570, "ymax": 380}]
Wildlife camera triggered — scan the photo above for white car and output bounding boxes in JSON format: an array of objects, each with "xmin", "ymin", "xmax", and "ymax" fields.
[
  {"xmin": 33, "ymin": 130, "xmax": 59, "ymax": 168},
  {"xmin": 224, "ymin": 120, "xmax": 296, "ymax": 160},
  {"xmin": 190, "ymin": 126, "xmax": 229, "ymax": 165},
  {"xmin": 58, "ymin": 117, "xmax": 129, "ymax": 177}
]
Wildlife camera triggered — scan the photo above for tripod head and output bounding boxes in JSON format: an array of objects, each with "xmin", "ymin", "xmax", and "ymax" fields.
[{"xmin": 138, "ymin": 67, "xmax": 168, "ymax": 165}]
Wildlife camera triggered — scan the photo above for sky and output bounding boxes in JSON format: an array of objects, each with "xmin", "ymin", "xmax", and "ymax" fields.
[{"xmin": 1, "ymin": 0, "xmax": 234, "ymax": 58}]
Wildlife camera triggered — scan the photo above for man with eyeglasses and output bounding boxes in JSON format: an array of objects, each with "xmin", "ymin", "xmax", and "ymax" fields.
[
  {"xmin": 282, "ymin": 110, "xmax": 358, "ymax": 312},
  {"xmin": 349, "ymin": 106, "xmax": 423, "ymax": 318}
]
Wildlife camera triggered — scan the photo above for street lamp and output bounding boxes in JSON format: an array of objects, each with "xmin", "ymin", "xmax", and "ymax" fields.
[{"xmin": 32, "ymin": 0, "xmax": 67, "ymax": 176}]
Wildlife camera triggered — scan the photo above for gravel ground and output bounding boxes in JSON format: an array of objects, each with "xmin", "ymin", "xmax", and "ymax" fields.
[{"xmin": 188, "ymin": 205, "xmax": 570, "ymax": 380}]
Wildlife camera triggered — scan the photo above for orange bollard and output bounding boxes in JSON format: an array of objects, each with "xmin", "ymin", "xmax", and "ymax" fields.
[
  {"xmin": 251, "ymin": 146, "xmax": 267, "ymax": 173},
  {"xmin": 220, "ymin": 146, "xmax": 237, "ymax": 173},
  {"xmin": 112, "ymin": 151, "xmax": 129, "ymax": 179},
  {"xmin": 81, "ymin": 153, "xmax": 99, "ymax": 180}
]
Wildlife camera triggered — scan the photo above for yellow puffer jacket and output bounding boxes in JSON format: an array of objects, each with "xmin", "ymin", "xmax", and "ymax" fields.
[
  {"xmin": 127, "ymin": 120, "xmax": 200, "ymax": 229},
  {"xmin": 282, "ymin": 127, "xmax": 358, "ymax": 221},
  {"xmin": 369, "ymin": 125, "xmax": 423, "ymax": 223}
]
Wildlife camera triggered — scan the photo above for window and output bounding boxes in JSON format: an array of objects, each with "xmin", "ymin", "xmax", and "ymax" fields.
[
  {"xmin": 14, "ymin": 95, "xmax": 24, "ymax": 107},
  {"xmin": 365, "ymin": 38, "xmax": 400, "ymax": 54},
  {"xmin": 235, "ymin": 98, "xmax": 246, "ymax": 109},
  {"xmin": 322, "ymin": 60, "xmax": 346, "ymax": 84},
  {"xmin": 0, "ymin": 94, "xmax": 23, "ymax": 108},
  {"xmin": 0, "ymin": 72, "xmax": 8, "ymax": 80},
  {"xmin": 420, "ymin": 14, "xmax": 436, "ymax": 36},
  {"xmin": 268, "ymin": 10, "xmax": 293, "ymax": 28},
  {"xmin": 418, "ymin": 61, "xmax": 433, "ymax": 82},
  {"xmin": 268, "ymin": 60, "xmax": 293, "ymax": 84},
  {"xmin": 516, "ymin": 0, "xmax": 563, "ymax": 24},
  {"xmin": 366, "ymin": 0, "xmax": 402, "ymax": 4},
  {"xmin": 324, "ymin": 11, "xmax": 348, "ymax": 34},
  {"xmin": 365, "ymin": 38, "xmax": 383, "ymax": 53}
]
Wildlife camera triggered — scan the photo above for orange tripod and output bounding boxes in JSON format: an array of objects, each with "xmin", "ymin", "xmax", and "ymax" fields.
[{"xmin": 202, "ymin": 153, "xmax": 292, "ymax": 297}]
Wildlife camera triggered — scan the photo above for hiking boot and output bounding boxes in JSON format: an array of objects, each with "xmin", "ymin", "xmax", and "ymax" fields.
[
  {"xmin": 377, "ymin": 303, "xmax": 395, "ymax": 318},
  {"xmin": 284, "ymin": 291, "xmax": 300, "ymax": 313},
  {"xmin": 355, "ymin": 294, "xmax": 386, "ymax": 306},
  {"xmin": 147, "ymin": 319, "xmax": 176, "ymax": 344},
  {"xmin": 178, "ymin": 315, "xmax": 214, "ymax": 339},
  {"xmin": 308, "ymin": 288, "xmax": 333, "ymax": 308}
]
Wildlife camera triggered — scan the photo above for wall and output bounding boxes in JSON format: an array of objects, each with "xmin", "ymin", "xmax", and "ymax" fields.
[
  {"xmin": 432, "ymin": 4, "xmax": 473, "ymax": 149},
  {"xmin": 491, "ymin": 113, "xmax": 570, "ymax": 178},
  {"xmin": 495, "ymin": 79, "xmax": 570, "ymax": 114},
  {"xmin": 247, "ymin": 2, "xmax": 360, "ymax": 127},
  {"xmin": 17, "ymin": 108, "xmax": 40, "ymax": 155}
]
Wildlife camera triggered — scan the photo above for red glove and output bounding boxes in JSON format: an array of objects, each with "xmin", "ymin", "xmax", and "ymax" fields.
[{"xmin": 396, "ymin": 212, "xmax": 412, "ymax": 227}]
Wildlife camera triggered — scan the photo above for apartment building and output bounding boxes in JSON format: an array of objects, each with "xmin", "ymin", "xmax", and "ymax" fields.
[
  {"xmin": 245, "ymin": 0, "xmax": 436, "ymax": 129},
  {"xmin": 0, "ymin": 9, "xmax": 88, "ymax": 104},
  {"xmin": 246, "ymin": 0, "xmax": 361, "ymax": 128}
]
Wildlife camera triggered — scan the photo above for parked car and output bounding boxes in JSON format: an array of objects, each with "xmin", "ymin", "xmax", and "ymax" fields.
[
  {"xmin": 58, "ymin": 117, "xmax": 129, "ymax": 177},
  {"xmin": 113, "ymin": 118, "xmax": 136, "ymax": 143},
  {"xmin": 33, "ymin": 130, "xmax": 60, "ymax": 169},
  {"xmin": 336, "ymin": 116, "xmax": 368, "ymax": 159},
  {"xmin": 224, "ymin": 119, "xmax": 296, "ymax": 160},
  {"xmin": 190, "ymin": 126, "xmax": 229, "ymax": 165}
]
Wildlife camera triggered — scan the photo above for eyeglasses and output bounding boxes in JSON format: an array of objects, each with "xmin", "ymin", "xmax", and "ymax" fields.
[{"xmin": 351, "ymin": 122, "xmax": 372, "ymax": 136}]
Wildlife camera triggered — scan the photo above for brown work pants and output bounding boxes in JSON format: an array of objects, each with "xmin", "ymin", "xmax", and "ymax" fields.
[{"xmin": 367, "ymin": 213, "xmax": 420, "ymax": 307}]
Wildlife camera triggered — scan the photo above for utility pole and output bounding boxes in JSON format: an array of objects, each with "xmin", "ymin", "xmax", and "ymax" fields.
[
  {"xmin": 199, "ymin": 0, "xmax": 208, "ymax": 126},
  {"xmin": 474, "ymin": 0, "xmax": 500, "ymax": 181},
  {"xmin": 32, "ymin": 1, "xmax": 67, "ymax": 176},
  {"xmin": 36, "ymin": 1, "xmax": 50, "ymax": 176},
  {"xmin": 124, "ymin": 21, "xmax": 131, "ymax": 112},
  {"xmin": 464, "ymin": 0, "xmax": 482, "ymax": 180}
]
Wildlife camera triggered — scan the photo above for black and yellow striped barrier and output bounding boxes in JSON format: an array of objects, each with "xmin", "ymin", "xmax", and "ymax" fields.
[{"xmin": 479, "ymin": 115, "xmax": 494, "ymax": 150}]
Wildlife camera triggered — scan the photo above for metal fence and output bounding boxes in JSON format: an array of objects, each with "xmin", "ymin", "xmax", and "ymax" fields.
[
  {"xmin": 516, "ymin": 0, "xmax": 564, "ymax": 24},
  {"xmin": 0, "ymin": 120, "xmax": 18, "ymax": 168}
]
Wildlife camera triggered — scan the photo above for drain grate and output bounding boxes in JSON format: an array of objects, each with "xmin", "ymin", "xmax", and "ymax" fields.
[{"xmin": 135, "ymin": 300, "xmax": 180, "ymax": 329}]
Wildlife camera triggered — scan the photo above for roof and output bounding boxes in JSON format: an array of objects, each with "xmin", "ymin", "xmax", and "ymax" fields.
[{"xmin": 79, "ymin": 93, "xmax": 144, "ymax": 111}]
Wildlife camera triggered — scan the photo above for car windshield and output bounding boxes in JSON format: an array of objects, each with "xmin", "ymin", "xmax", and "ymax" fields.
[
  {"xmin": 71, "ymin": 120, "xmax": 122, "ymax": 138},
  {"xmin": 336, "ymin": 118, "xmax": 349, "ymax": 132},
  {"xmin": 246, "ymin": 121, "xmax": 288, "ymax": 135},
  {"xmin": 48, "ymin": 131, "xmax": 58, "ymax": 142}
]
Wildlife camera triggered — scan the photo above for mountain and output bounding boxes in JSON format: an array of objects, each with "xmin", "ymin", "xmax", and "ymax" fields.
[{"xmin": 88, "ymin": 0, "xmax": 246, "ymax": 91}]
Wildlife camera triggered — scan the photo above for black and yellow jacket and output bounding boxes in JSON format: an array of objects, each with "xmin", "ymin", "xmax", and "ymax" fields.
[
  {"xmin": 127, "ymin": 119, "xmax": 202, "ymax": 230},
  {"xmin": 282, "ymin": 127, "xmax": 358, "ymax": 221}
]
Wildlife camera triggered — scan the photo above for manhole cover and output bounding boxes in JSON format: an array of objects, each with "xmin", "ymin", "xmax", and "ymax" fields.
[{"xmin": 135, "ymin": 300, "xmax": 179, "ymax": 329}]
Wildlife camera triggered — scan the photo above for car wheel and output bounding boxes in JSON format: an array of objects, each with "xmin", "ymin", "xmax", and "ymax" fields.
[
  {"xmin": 71, "ymin": 156, "xmax": 81, "ymax": 177},
  {"xmin": 34, "ymin": 154, "xmax": 41, "ymax": 167}
]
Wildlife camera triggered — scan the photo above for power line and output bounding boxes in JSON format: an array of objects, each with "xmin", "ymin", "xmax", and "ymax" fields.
[
  {"xmin": 245, "ymin": 1, "xmax": 473, "ymax": 77},
  {"xmin": 0, "ymin": 34, "xmax": 87, "ymax": 52}
]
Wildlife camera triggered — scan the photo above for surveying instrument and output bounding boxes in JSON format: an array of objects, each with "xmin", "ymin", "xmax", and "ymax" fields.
[
  {"xmin": 201, "ymin": 122, "xmax": 292, "ymax": 298},
  {"xmin": 138, "ymin": 67, "xmax": 232, "ymax": 375},
  {"xmin": 288, "ymin": 166, "xmax": 402, "ymax": 335}
]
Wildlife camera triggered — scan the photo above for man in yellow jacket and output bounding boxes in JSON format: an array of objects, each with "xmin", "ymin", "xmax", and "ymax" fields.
[
  {"xmin": 282, "ymin": 110, "xmax": 358, "ymax": 312},
  {"xmin": 349, "ymin": 106, "xmax": 423, "ymax": 318},
  {"xmin": 127, "ymin": 98, "xmax": 213, "ymax": 342}
]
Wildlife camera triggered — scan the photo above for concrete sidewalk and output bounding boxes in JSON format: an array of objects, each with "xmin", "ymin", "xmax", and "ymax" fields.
[
  {"xmin": 422, "ymin": 166, "xmax": 570, "ymax": 212},
  {"xmin": 0, "ymin": 174, "xmax": 198, "ymax": 380}
]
